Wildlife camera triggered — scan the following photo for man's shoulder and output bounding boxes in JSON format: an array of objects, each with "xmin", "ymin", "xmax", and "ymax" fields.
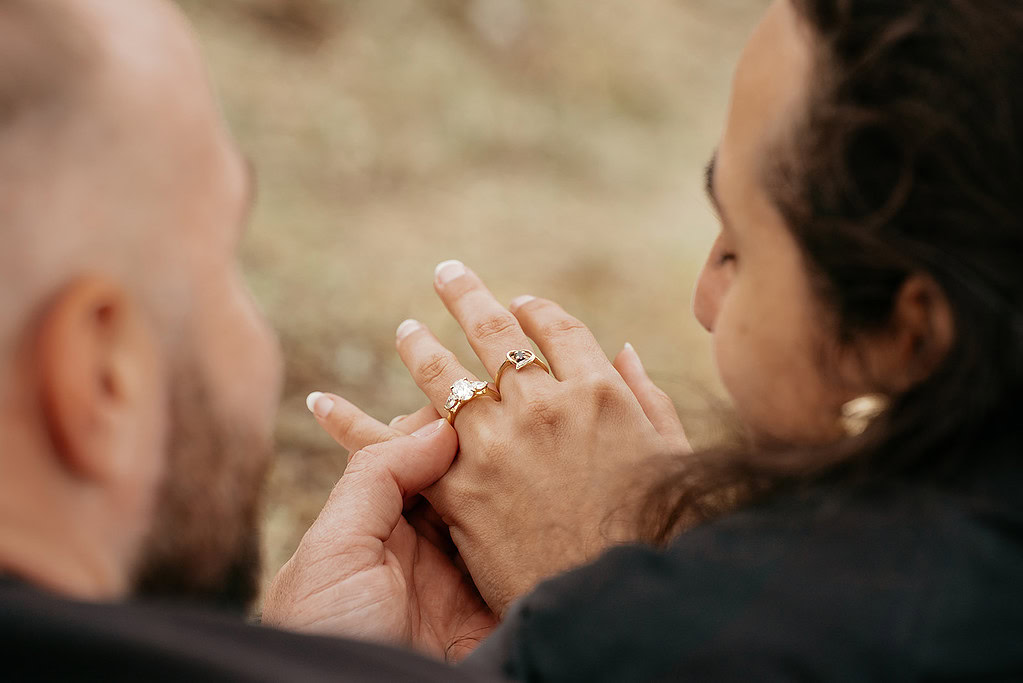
[{"xmin": 0, "ymin": 579, "xmax": 492, "ymax": 682}]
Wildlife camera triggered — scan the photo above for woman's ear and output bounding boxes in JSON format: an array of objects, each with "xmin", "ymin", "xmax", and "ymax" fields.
[
  {"xmin": 34, "ymin": 276, "xmax": 164, "ymax": 486},
  {"xmin": 874, "ymin": 273, "xmax": 955, "ymax": 391}
]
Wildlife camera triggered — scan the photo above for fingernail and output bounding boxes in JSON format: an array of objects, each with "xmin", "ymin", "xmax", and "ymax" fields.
[
  {"xmin": 396, "ymin": 319, "xmax": 421, "ymax": 341},
  {"xmin": 413, "ymin": 419, "xmax": 446, "ymax": 437},
  {"xmin": 509, "ymin": 295, "xmax": 535, "ymax": 311},
  {"xmin": 307, "ymin": 392, "xmax": 334, "ymax": 419},
  {"xmin": 388, "ymin": 414, "xmax": 408, "ymax": 427},
  {"xmin": 625, "ymin": 342, "xmax": 647, "ymax": 372},
  {"xmin": 435, "ymin": 260, "xmax": 466, "ymax": 285}
]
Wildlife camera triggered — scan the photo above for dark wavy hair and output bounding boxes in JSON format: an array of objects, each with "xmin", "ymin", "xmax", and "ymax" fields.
[{"xmin": 642, "ymin": 0, "xmax": 1023, "ymax": 542}]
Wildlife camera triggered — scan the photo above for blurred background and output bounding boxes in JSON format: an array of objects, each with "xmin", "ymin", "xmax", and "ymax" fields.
[{"xmin": 173, "ymin": 0, "xmax": 769, "ymax": 591}]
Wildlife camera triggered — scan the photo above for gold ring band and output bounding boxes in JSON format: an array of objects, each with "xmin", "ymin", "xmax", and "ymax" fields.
[
  {"xmin": 444, "ymin": 378, "xmax": 501, "ymax": 425},
  {"xmin": 495, "ymin": 349, "xmax": 551, "ymax": 392}
]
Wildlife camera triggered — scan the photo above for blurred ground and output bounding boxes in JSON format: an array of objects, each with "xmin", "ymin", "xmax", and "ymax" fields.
[{"xmin": 174, "ymin": 0, "xmax": 768, "ymax": 592}]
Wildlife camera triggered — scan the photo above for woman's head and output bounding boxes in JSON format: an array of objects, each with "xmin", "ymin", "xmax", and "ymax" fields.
[{"xmin": 694, "ymin": 0, "xmax": 1023, "ymax": 465}]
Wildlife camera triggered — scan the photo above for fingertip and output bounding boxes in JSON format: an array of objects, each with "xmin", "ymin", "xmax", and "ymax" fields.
[
  {"xmin": 307, "ymin": 391, "xmax": 338, "ymax": 419},
  {"xmin": 396, "ymin": 319, "xmax": 422, "ymax": 341},
  {"xmin": 425, "ymin": 418, "xmax": 459, "ymax": 444},
  {"xmin": 613, "ymin": 342, "xmax": 635, "ymax": 365},
  {"xmin": 624, "ymin": 342, "xmax": 647, "ymax": 369},
  {"xmin": 312, "ymin": 393, "xmax": 336, "ymax": 419},
  {"xmin": 509, "ymin": 295, "xmax": 536, "ymax": 312},
  {"xmin": 412, "ymin": 418, "xmax": 447, "ymax": 437},
  {"xmin": 435, "ymin": 260, "xmax": 467, "ymax": 285}
]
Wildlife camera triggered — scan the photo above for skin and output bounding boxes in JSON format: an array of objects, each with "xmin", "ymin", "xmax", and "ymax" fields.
[
  {"xmin": 0, "ymin": 0, "xmax": 280, "ymax": 602},
  {"xmin": 285, "ymin": 0, "xmax": 954, "ymax": 636},
  {"xmin": 1, "ymin": 0, "xmax": 957, "ymax": 667},
  {"xmin": 0, "ymin": 0, "xmax": 498, "ymax": 662},
  {"xmin": 286, "ymin": 0, "xmax": 827, "ymax": 621}
]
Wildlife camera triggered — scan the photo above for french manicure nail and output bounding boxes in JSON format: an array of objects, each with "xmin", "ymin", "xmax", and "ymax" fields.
[
  {"xmin": 435, "ymin": 260, "xmax": 466, "ymax": 285},
  {"xmin": 509, "ymin": 295, "xmax": 535, "ymax": 311},
  {"xmin": 311, "ymin": 393, "xmax": 335, "ymax": 419},
  {"xmin": 413, "ymin": 419, "xmax": 446, "ymax": 437},
  {"xmin": 625, "ymin": 343, "xmax": 648, "ymax": 372},
  {"xmin": 396, "ymin": 319, "xmax": 421, "ymax": 340}
]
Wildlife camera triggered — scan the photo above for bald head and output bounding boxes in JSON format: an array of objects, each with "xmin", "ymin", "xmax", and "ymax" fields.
[
  {"xmin": 0, "ymin": 0, "xmax": 248, "ymax": 363},
  {"xmin": 0, "ymin": 1, "xmax": 94, "ymax": 123},
  {"xmin": 0, "ymin": 1, "xmax": 97, "ymax": 321},
  {"xmin": 0, "ymin": 0, "xmax": 279, "ymax": 605}
]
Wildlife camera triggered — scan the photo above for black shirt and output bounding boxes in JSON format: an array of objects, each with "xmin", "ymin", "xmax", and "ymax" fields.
[
  {"xmin": 4, "ymin": 466, "xmax": 1022, "ymax": 681},
  {"xmin": 0, "ymin": 578, "xmax": 496, "ymax": 682},
  {"xmin": 469, "ymin": 467, "xmax": 1023, "ymax": 681}
]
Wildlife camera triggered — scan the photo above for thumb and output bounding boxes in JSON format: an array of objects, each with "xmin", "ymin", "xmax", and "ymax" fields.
[{"xmin": 324, "ymin": 419, "xmax": 460, "ymax": 543}]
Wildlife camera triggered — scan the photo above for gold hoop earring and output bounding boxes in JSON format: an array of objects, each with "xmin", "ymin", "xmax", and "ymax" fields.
[{"xmin": 840, "ymin": 394, "xmax": 889, "ymax": 437}]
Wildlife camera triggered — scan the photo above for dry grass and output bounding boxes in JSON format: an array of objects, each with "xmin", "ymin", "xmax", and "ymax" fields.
[{"xmin": 174, "ymin": 0, "xmax": 769, "ymax": 591}]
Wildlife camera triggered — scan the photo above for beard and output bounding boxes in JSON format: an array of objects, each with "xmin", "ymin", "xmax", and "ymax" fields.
[{"xmin": 132, "ymin": 358, "xmax": 273, "ymax": 614}]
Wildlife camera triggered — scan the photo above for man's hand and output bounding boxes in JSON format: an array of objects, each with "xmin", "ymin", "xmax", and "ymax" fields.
[{"xmin": 262, "ymin": 399, "xmax": 496, "ymax": 662}]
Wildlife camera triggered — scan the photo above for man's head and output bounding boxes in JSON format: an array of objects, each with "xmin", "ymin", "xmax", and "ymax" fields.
[{"xmin": 0, "ymin": 0, "xmax": 281, "ymax": 609}]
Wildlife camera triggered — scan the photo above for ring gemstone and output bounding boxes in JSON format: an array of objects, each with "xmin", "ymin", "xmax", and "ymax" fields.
[
  {"xmin": 451, "ymin": 379, "xmax": 476, "ymax": 401},
  {"xmin": 508, "ymin": 349, "xmax": 535, "ymax": 370},
  {"xmin": 446, "ymin": 378, "xmax": 489, "ymax": 411}
]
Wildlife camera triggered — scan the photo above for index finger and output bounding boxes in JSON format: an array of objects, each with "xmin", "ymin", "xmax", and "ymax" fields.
[{"xmin": 306, "ymin": 391, "xmax": 403, "ymax": 454}]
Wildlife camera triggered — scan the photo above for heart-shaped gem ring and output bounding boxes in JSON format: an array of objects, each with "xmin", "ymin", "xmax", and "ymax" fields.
[
  {"xmin": 444, "ymin": 377, "xmax": 501, "ymax": 425},
  {"xmin": 495, "ymin": 349, "xmax": 551, "ymax": 392}
]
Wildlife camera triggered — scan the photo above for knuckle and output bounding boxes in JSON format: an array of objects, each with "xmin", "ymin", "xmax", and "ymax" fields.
[
  {"xmin": 521, "ymin": 397, "xmax": 568, "ymax": 432},
  {"xmin": 581, "ymin": 372, "xmax": 618, "ymax": 395},
  {"xmin": 581, "ymin": 373, "xmax": 625, "ymax": 411},
  {"xmin": 466, "ymin": 419, "xmax": 499, "ymax": 447},
  {"xmin": 416, "ymin": 352, "xmax": 456, "ymax": 386},
  {"xmin": 333, "ymin": 450, "xmax": 389, "ymax": 498},
  {"xmin": 470, "ymin": 314, "xmax": 520, "ymax": 343},
  {"xmin": 475, "ymin": 438, "xmax": 508, "ymax": 468},
  {"xmin": 339, "ymin": 448, "xmax": 374, "ymax": 481},
  {"xmin": 541, "ymin": 315, "xmax": 588, "ymax": 339}
]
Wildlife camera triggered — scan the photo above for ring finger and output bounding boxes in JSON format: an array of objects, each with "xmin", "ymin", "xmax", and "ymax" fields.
[{"xmin": 396, "ymin": 318, "xmax": 500, "ymax": 420}]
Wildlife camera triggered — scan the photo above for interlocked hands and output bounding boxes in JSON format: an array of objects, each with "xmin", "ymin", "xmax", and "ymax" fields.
[{"xmin": 265, "ymin": 261, "xmax": 689, "ymax": 656}]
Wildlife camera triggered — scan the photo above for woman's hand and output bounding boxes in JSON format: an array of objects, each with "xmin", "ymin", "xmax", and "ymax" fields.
[
  {"xmin": 262, "ymin": 400, "xmax": 496, "ymax": 662},
  {"xmin": 393, "ymin": 260, "xmax": 690, "ymax": 614}
]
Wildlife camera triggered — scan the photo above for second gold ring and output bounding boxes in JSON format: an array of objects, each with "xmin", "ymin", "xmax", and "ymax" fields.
[{"xmin": 495, "ymin": 349, "xmax": 551, "ymax": 392}]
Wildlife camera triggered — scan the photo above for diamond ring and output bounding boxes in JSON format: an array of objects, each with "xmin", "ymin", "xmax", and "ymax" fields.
[
  {"xmin": 444, "ymin": 377, "xmax": 501, "ymax": 425},
  {"xmin": 495, "ymin": 349, "xmax": 551, "ymax": 392}
]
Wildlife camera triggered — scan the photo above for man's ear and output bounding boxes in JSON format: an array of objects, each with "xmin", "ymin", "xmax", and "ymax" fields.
[
  {"xmin": 870, "ymin": 274, "xmax": 955, "ymax": 392},
  {"xmin": 34, "ymin": 277, "xmax": 163, "ymax": 484}
]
